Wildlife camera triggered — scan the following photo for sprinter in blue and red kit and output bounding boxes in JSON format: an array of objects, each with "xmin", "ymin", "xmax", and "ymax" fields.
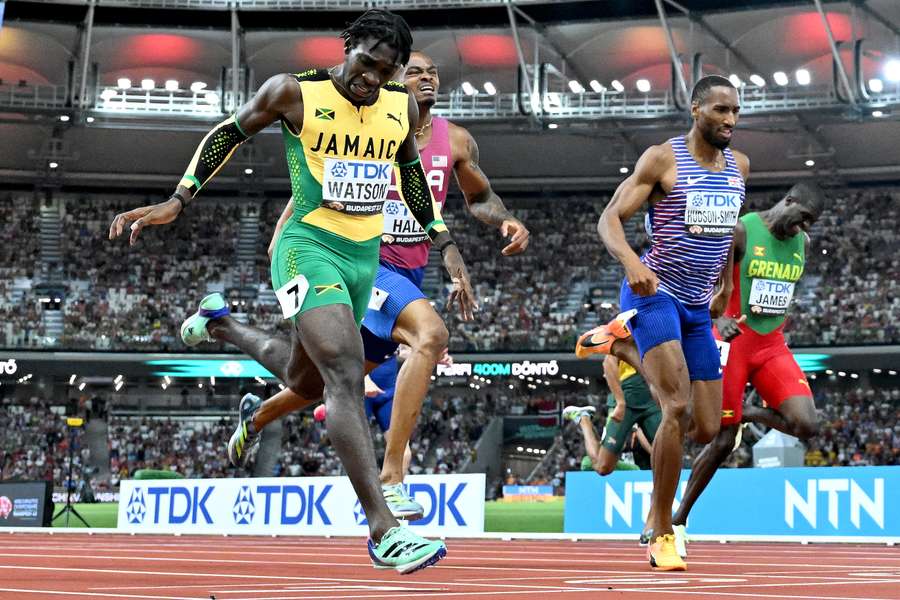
[{"xmin": 595, "ymin": 75, "xmax": 749, "ymax": 571}]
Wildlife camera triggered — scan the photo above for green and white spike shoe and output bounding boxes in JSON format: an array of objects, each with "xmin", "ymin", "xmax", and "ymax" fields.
[
  {"xmin": 368, "ymin": 526, "xmax": 446, "ymax": 574},
  {"xmin": 180, "ymin": 293, "xmax": 230, "ymax": 347}
]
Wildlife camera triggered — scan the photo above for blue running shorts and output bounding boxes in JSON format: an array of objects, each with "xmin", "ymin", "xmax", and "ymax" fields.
[
  {"xmin": 619, "ymin": 279, "xmax": 721, "ymax": 382},
  {"xmin": 361, "ymin": 261, "xmax": 426, "ymax": 364},
  {"xmin": 364, "ymin": 357, "xmax": 398, "ymax": 432}
]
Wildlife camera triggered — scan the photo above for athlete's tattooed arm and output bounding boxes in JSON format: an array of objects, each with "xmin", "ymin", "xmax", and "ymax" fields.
[
  {"xmin": 399, "ymin": 95, "xmax": 477, "ymax": 321},
  {"xmin": 452, "ymin": 125, "xmax": 529, "ymax": 256}
]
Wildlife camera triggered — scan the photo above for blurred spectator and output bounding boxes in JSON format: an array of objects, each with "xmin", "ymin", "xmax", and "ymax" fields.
[{"xmin": 1, "ymin": 189, "xmax": 897, "ymax": 351}]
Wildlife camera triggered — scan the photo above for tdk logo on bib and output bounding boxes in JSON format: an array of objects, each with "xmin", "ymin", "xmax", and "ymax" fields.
[
  {"xmin": 685, "ymin": 190, "xmax": 740, "ymax": 236},
  {"xmin": 329, "ymin": 161, "xmax": 390, "ymax": 181},
  {"xmin": 749, "ymin": 278, "xmax": 795, "ymax": 314},
  {"xmin": 323, "ymin": 158, "xmax": 392, "ymax": 215},
  {"xmin": 381, "ymin": 199, "xmax": 427, "ymax": 245}
]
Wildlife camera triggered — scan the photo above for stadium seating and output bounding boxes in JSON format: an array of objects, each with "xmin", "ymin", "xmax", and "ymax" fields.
[
  {"xmin": 0, "ymin": 188, "xmax": 897, "ymax": 351},
  {"xmin": 3, "ymin": 379, "xmax": 896, "ymax": 496}
]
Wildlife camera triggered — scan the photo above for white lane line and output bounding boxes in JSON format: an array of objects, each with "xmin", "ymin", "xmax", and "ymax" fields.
[
  {"xmin": 3, "ymin": 589, "xmax": 587, "ymax": 600},
  {"xmin": 612, "ymin": 587, "xmax": 896, "ymax": 600},
  {"xmin": 630, "ymin": 578, "xmax": 900, "ymax": 593},
  {"xmin": 0, "ymin": 565, "xmax": 597, "ymax": 592},
  {"xmin": 9, "ymin": 547, "xmax": 900, "ymax": 571},
  {"xmin": 0, "ymin": 590, "xmax": 202, "ymax": 600},
  {"xmin": 17, "ymin": 544, "xmax": 900, "ymax": 568}
]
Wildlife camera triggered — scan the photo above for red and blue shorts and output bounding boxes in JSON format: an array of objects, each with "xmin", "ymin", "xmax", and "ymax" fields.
[{"xmin": 716, "ymin": 324, "xmax": 812, "ymax": 426}]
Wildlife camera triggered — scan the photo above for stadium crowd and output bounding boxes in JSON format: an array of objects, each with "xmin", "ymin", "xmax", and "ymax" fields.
[
  {"xmin": 1, "ymin": 187, "xmax": 898, "ymax": 352},
  {"xmin": 0, "ymin": 398, "xmax": 90, "ymax": 489},
  {"xmin": 3, "ymin": 377, "xmax": 896, "ymax": 496},
  {"xmin": 59, "ymin": 197, "xmax": 242, "ymax": 350}
]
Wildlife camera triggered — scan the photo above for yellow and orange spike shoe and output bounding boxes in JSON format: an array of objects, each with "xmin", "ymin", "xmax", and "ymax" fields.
[
  {"xmin": 647, "ymin": 534, "xmax": 687, "ymax": 571},
  {"xmin": 574, "ymin": 309, "xmax": 637, "ymax": 359}
]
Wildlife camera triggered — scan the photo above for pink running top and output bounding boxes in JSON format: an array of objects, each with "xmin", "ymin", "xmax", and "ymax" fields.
[{"xmin": 380, "ymin": 116, "xmax": 453, "ymax": 270}]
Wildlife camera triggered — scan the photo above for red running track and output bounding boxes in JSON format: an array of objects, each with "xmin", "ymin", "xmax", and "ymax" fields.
[{"xmin": 1, "ymin": 533, "xmax": 899, "ymax": 599}]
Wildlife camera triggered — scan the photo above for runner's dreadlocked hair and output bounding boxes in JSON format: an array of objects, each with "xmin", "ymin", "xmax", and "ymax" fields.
[{"xmin": 341, "ymin": 9, "xmax": 413, "ymax": 66}]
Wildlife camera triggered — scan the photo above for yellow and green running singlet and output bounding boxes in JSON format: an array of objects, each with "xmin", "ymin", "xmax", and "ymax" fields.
[
  {"xmin": 271, "ymin": 69, "xmax": 411, "ymax": 324},
  {"xmin": 282, "ymin": 68, "xmax": 410, "ymax": 242}
]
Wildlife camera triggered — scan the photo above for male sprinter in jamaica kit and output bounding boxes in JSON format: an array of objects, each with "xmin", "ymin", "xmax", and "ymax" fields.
[
  {"xmin": 215, "ymin": 49, "xmax": 529, "ymax": 519},
  {"xmin": 670, "ymin": 182, "xmax": 824, "ymax": 558},
  {"xmin": 108, "ymin": 9, "xmax": 476, "ymax": 574},
  {"xmin": 595, "ymin": 75, "xmax": 749, "ymax": 571}
]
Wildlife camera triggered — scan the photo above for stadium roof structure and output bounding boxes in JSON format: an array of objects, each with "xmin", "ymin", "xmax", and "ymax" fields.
[{"xmin": 2, "ymin": 0, "xmax": 900, "ymax": 188}]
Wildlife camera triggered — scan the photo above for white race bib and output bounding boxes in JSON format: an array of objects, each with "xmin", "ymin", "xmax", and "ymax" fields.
[
  {"xmin": 275, "ymin": 275, "xmax": 309, "ymax": 319},
  {"xmin": 715, "ymin": 339, "xmax": 731, "ymax": 367},
  {"xmin": 684, "ymin": 190, "xmax": 741, "ymax": 237},
  {"xmin": 368, "ymin": 287, "xmax": 389, "ymax": 311},
  {"xmin": 321, "ymin": 158, "xmax": 392, "ymax": 215},
  {"xmin": 748, "ymin": 278, "xmax": 795, "ymax": 315},
  {"xmin": 381, "ymin": 199, "xmax": 428, "ymax": 246}
]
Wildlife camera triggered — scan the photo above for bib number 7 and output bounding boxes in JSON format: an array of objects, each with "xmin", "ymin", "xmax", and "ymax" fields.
[{"xmin": 275, "ymin": 275, "xmax": 310, "ymax": 319}]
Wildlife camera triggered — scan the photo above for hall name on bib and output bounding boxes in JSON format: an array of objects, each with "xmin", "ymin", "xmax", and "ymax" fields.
[
  {"xmin": 747, "ymin": 259, "xmax": 803, "ymax": 282},
  {"xmin": 310, "ymin": 132, "xmax": 399, "ymax": 161}
]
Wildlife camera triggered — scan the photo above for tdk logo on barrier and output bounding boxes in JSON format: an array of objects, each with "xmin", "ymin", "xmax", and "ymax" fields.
[
  {"xmin": 254, "ymin": 484, "xmax": 333, "ymax": 526},
  {"xmin": 353, "ymin": 499, "xmax": 367, "ymax": 526},
  {"xmin": 142, "ymin": 486, "xmax": 215, "ymax": 524},
  {"xmin": 134, "ymin": 484, "xmax": 333, "ymax": 526},
  {"xmin": 352, "ymin": 483, "xmax": 468, "ymax": 527},
  {"xmin": 408, "ymin": 483, "xmax": 468, "ymax": 526},
  {"xmin": 233, "ymin": 486, "xmax": 255, "ymax": 525},
  {"xmin": 126, "ymin": 488, "xmax": 147, "ymax": 524}
]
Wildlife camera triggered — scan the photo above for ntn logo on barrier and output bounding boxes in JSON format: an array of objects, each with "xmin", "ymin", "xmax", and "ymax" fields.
[
  {"xmin": 600, "ymin": 476, "xmax": 884, "ymax": 531},
  {"xmin": 786, "ymin": 478, "xmax": 884, "ymax": 529},
  {"xmin": 605, "ymin": 481, "xmax": 688, "ymax": 528}
]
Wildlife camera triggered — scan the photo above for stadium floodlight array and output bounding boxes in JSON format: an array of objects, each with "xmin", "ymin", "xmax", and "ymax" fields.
[
  {"xmin": 567, "ymin": 80, "xmax": 585, "ymax": 94},
  {"xmin": 885, "ymin": 59, "xmax": 900, "ymax": 82}
]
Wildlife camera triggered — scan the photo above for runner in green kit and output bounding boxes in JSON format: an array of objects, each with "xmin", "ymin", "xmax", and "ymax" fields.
[
  {"xmin": 108, "ymin": 9, "xmax": 476, "ymax": 574},
  {"xmin": 564, "ymin": 354, "xmax": 661, "ymax": 540},
  {"xmin": 671, "ymin": 182, "xmax": 825, "ymax": 558}
]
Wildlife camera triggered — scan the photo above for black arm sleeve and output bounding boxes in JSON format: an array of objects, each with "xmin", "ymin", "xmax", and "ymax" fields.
[
  {"xmin": 398, "ymin": 157, "xmax": 452, "ymax": 248},
  {"xmin": 178, "ymin": 114, "xmax": 249, "ymax": 197}
]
